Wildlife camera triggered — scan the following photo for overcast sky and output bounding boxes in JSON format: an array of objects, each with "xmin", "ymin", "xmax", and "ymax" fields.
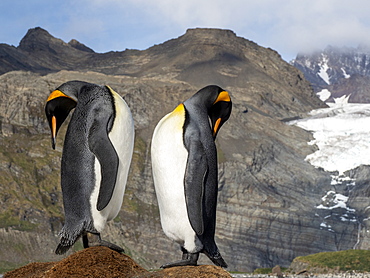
[{"xmin": 1, "ymin": 0, "xmax": 370, "ymax": 61}]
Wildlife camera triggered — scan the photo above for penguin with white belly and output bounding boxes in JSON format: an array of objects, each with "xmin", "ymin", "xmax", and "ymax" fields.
[
  {"xmin": 151, "ymin": 85, "xmax": 232, "ymax": 268},
  {"xmin": 45, "ymin": 81, "xmax": 134, "ymax": 255}
]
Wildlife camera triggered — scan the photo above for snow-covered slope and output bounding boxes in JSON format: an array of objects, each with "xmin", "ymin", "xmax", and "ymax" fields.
[
  {"xmin": 288, "ymin": 96, "xmax": 370, "ymax": 237},
  {"xmin": 289, "ymin": 101, "xmax": 370, "ymax": 174}
]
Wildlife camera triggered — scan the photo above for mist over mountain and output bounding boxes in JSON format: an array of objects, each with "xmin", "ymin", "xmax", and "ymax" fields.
[
  {"xmin": 292, "ymin": 45, "xmax": 370, "ymax": 103},
  {"xmin": 0, "ymin": 27, "xmax": 369, "ymax": 273}
]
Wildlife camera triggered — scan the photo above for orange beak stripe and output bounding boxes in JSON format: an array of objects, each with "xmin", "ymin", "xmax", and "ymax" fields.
[
  {"xmin": 51, "ymin": 116, "xmax": 57, "ymax": 140},
  {"xmin": 213, "ymin": 118, "xmax": 222, "ymax": 136}
]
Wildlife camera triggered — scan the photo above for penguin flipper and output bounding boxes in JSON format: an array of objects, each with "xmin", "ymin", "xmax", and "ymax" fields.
[
  {"xmin": 88, "ymin": 116, "xmax": 119, "ymax": 211},
  {"xmin": 184, "ymin": 138, "xmax": 208, "ymax": 235}
]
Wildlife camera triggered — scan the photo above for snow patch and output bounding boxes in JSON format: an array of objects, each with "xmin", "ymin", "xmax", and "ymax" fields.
[
  {"xmin": 333, "ymin": 94, "xmax": 350, "ymax": 104},
  {"xmin": 341, "ymin": 67, "xmax": 351, "ymax": 78},
  {"xmin": 318, "ymin": 54, "xmax": 331, "ymax": 85},
  {"xmin": 316, "ymin": 190, "xmax": 354, "ymax": 211},
  {"xmin": 320, "ymin": 222, "xmax": 334, "ymax": 232},
  {"xmin": 316, "ymin": 89, "xmax": 331, "ymax": 102}
]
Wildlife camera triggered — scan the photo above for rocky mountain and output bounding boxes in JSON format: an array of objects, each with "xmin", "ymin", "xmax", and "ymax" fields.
[
  {"xmin": 292, "ymin": 45, "xmax": 370, "ymax": 103},
  {"xmin": 0, "ymin": 27, "xmax": 369, "ymax": 273}
]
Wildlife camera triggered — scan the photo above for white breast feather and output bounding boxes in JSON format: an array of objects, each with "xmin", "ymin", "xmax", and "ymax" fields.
[
  {"xmin": 90, "ymin": 89, "xmax": 134, "ymax": 232},
  {"xmin": 151, "ymin": 105, "xmax": 201, "ymax": 252}
]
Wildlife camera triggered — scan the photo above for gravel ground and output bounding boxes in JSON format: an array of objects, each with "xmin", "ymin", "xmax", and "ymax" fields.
[{"xmin": 231, "ymin": 274, "xmax": 370, "ymax": 278}]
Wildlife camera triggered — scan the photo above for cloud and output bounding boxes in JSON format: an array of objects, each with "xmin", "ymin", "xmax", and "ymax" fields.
[
  {"xmin": 3, "ymin": 0, "xmax": 370, "ymax": 60},
  {"xmin": 98, "ymin": 0, "xmax": 370, "ymax": 59}
]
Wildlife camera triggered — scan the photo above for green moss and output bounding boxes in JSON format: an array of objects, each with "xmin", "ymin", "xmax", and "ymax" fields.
[
  {"xmin": 0, "ymin": 261, "xmax": 25, "ymax": 274},
  {"xmin": 10, "ymin": 242, "xmax": 27, "ymax": 253},
  {"xmin": 72, "ymin": 240, "xmax": 84, "ymax": 252},
  {"xmin": 131, "ymin": 136, "xmax": 147, "ymax": 173},
  {"xmin": 14, "ymin": 221, "xmax": 39, "ymax": 231},
  {"xmin": 295, "ymin": 250, "xmax": 370, "ymax": 272},
  {"xmin": 253, "ymin": 267, "xmax": 272, "ymax": 274},
  {"xmin": 122, "ymin": 191, "xmax": 159, "ymax": 219},
  {"xmin": 0, "ymin": 213, "xmax": 20, "ymax": 228},
  {"xmin": 113, "ymin": 215, "xmax": 121, "ymax": 222},
  {"xmin": 252, "ymin": 267, "xmax": 287, "ymax": 274},
  {"xmin": 0, "ymin": 131, "xmax": 64, "ymax": 231},
  {"xmin": 0, "ymin": 212, "xmax": 38, "ymax": 231}
]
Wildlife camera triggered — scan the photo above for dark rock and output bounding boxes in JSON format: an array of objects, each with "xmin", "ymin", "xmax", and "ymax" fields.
[
  {"xmin": 68, "ymin": 39, "xmax": 94, "ymax": 53},
  {"xmin": 272, "ymin": 265, "xmax": 283, "ymax": 277}
]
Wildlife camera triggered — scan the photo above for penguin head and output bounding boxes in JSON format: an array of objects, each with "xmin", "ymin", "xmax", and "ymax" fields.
[
  {"xmin": 209, "ymin": 88, "xmax": 232, "ymax": 139},
  {"xmin": 45, "ymin": 81, "xmax": 93, "ymax": 149},
  {"xmin": 45, "ymin": 90, "xmax": 76, "ymax": 149},
  {"xmin": 188, "ymin": 85, "xmax": 232, "ymax": 139}
]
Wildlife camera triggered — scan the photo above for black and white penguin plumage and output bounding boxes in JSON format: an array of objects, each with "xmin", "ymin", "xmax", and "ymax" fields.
[
  {"xmin": 151, "ymin": 85, "xmax": 232, "ymax": 268},
  {"xmin": 45, "ymin": 81, "xmax": 134, "ymax": 254}
]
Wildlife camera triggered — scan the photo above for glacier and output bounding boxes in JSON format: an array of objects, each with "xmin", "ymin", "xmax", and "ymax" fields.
[
  {"xmin": 288, "ymin": 94, "xmax": 370, "ymax": 236},
  {"xmin": 288, "ymin": 99, "xmax": 370, "ymax": 175}
]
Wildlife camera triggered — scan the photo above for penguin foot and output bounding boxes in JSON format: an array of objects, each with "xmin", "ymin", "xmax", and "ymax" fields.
[
  {"xmin": 83, "ymin": 233, "xmax": 124, "ymax": 253},
  {"xmin": 202, "ymin": 249, "xmax": 228, "ymax": 268},
  {"xmin": 99, "ymin": 239, "xmax": 125, "ymax": 253},
  {"xmin": 160, "ymin": 252, "xmax": 199, "ymax": 268}
]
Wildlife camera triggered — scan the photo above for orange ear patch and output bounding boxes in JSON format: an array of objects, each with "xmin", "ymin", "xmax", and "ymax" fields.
[
  {"xmin": 213, "ymin": 91, "xmax": 231, "ymax": 104},
  {"xmin": 46, "ymin": 90, "xmax": 74, "ymax": 102}
]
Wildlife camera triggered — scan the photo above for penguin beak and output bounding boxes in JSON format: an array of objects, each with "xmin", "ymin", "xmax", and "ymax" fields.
[{"xmin": 51, "ymin": 115, "xmax": 57, "ymax": 149}]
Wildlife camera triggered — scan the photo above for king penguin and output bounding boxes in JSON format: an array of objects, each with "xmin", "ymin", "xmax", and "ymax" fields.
[
  {"xmin": 45, "ymin": 81, "xmax": 134, "ymax": 255},
  {"xmin": 151, "ymin": 85, "xmax": 232, "ymax": 268}
]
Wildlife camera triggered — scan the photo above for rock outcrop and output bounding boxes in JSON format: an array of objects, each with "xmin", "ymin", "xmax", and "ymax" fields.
[{"xmin": 0, "ymin": 27, "xmax": 368, "ymax": 273}]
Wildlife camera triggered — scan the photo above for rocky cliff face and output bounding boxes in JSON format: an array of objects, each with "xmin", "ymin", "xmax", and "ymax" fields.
[
  {"xmin": 292, "ymin": 45, "xmax": 370, "ymax": 103},
  {"xmin": 0, "ymin": 27, "xmax": 368, "ymax": 273}
]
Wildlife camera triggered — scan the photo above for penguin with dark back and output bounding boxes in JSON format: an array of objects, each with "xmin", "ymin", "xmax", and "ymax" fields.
[
  {"xmin": 45, "ymin": 81, "xmax": 134, "ymax": 255},
  {"xmin": 151, "ymin": 85, "xmax": 232, "ymax": 268}
]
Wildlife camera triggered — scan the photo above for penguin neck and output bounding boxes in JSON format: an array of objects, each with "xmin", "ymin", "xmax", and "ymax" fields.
[
  {"xmin": 183, "ymin": 104, "xmax": 213, "ymax": 142},
  {"xmin": 58, "ymin": 81, "xmax": 94, "ymax": 101},
  {"xmin": 186, "ymin": 94, "xmax": 212, "ymax": 109},
  {"xmin": 184, "ymin": 98, "xmax": 215, "ymax": 132}
]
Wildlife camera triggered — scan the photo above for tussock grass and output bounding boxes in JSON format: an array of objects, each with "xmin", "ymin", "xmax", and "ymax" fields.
[{"xmin": 294, "ymin": 249, "xmax": 370, "ymax": 272}]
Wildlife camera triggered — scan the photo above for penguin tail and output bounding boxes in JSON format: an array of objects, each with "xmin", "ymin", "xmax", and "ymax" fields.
[
  {"xmin": 55, "ymin": 233, "xmax": 79, "ymax": 255},
  {"xmin": 55, "ymin": 222, "xmax": 86, "ymax": 255},
  {"xmin": 202, "ymin": 249, "xmax": 228, "ymax": 268},
  {"xmin": 55, "ymin": 241, "xmax": 73, "ymax": 255}
]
